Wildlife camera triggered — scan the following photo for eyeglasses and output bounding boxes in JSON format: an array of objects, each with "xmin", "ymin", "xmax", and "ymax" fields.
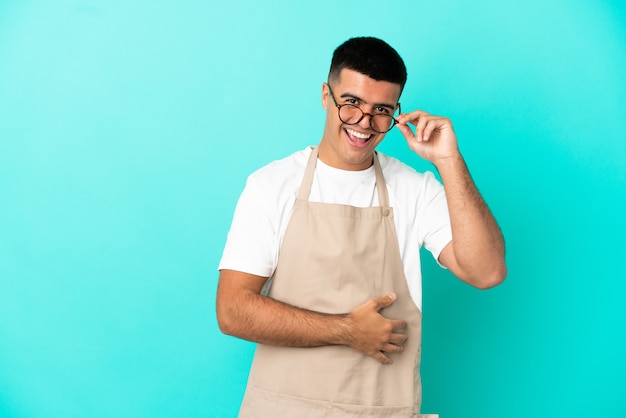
[{"xmin": 327, "ymin": 84, "xmax": 400, "ymax": 134}]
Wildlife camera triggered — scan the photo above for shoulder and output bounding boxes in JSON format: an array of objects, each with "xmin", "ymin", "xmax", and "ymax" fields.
[
  {"xmin": 376, "ymin": 151, "xmax": 446, "ymax": 217},
  {"xmin": 244, "ymin": 146, "xmax": 311, "ymax": 196},
  {"xmin": 377, "ymin": 151, "xmax": 441, "ymax": 190}
]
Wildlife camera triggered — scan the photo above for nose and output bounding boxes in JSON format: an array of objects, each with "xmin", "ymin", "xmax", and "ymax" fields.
[{"xmin": 357, "ymin": 111, "xmax": 374, "ymax": 131}]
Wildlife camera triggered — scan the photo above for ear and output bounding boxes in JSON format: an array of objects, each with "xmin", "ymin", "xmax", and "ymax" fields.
[{"xmin": 321, "ymin": 83, "xmax": 329, "ymax": 110}]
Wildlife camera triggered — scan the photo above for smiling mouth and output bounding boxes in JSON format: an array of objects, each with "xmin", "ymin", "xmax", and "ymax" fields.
[{"xmin": 345, "ymin": 128, "xmax": 373, "ymax": 144}]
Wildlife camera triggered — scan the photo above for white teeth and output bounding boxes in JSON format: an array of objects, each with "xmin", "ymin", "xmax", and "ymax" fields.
[{"xmin": 346, "ymin": 128, "xmax": 371, "ymax": 139}]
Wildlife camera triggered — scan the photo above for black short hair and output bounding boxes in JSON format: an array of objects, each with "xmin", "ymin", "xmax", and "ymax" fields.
[{"xmin": 328, "ymin": 37, "xmax": 407, "ymax": 89}]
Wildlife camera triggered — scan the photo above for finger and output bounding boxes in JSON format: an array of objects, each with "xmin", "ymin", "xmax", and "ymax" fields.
[
  {"xmin": 395, "ymin": 122, "xmax": 415, "ymax": 142},
  {"xmin": 387, "ymin": 333, "xmax": 406, "ymax": 347},
  {"xmin": 388, "ymin": 331, "xmax": 408, "ymax": 344},
  {"xmin": 390, "ymin": 319, "xmax": 407, "ymax": 331},
  {"xmin": 372, "ymin": 351, "xmax": 393, "ymax": 365},
  {"xmin": 372, "ymin": 292, "xmax": 397, "ymax": 311},
  {"xmin": 382, "ymin": 343, "xmax": 404, "ymax": 354},
  {"xmin": 422, "ymin": 119, "xmax": 439, "ymax": 142},
  {"xmin": 396, "ymin": 110, "xmax": 428, "ymax": 126},
  {"xmin": 414, "ymin": 114, "xmax": 431, "ymax": 142}
]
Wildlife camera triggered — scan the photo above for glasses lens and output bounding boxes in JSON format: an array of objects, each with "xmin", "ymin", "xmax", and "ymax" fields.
[
  {"xmin": 371, "ymin": 115, "xmax": 394, "ymax": 133},
  {"xmin": 338, "ymin": 105, "xmax": 363, "ymax": 124},
  {"xmin": 338, "ymin": 104, "xmax": 395, "ymax": 133}
]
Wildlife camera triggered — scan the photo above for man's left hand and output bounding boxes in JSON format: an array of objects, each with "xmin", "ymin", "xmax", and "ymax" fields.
[{"xmin": 396, "ymin": 110, "xmax": 460, "ymax": 164}]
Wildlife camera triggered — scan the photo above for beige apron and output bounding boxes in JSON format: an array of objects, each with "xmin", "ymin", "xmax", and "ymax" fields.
[{"xmin": 239, "ymin": 147, "xmax": 438, "ymax": 418}]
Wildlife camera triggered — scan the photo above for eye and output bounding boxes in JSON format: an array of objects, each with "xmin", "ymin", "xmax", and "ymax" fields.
[
  {"xmin": 346, "ymin": 98, "xmax": 358, "ymax": 105},
  {"xmin": 375, "ymin": 106, "xmax": 390, "ymax": 114}
]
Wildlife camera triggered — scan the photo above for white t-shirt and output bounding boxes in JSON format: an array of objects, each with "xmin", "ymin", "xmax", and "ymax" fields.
[{"xmin": 218, "ymin": 146, "xmax": 452, "ymax": 311}]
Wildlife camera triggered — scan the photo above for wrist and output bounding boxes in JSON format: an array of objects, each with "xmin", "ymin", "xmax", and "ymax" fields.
[
  {"xmin": 432, "ymin": 151, "xmax": 463, "ymax": 171},
  {"xmin": 332, "ymin": 314, "xmax": 354, "ymax": 347}
]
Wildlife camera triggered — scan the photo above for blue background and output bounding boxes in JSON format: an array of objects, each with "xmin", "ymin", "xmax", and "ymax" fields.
[{"xmin": 1, "ymin": 1, "xmax": 625, "ymax": 417}]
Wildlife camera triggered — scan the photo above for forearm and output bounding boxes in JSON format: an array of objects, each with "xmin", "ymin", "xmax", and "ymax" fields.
[
  {"xmin": 434, "ymin": 153, "xmax": 507, "ymax": 287},
  {"xmin": 217, "ymin": 270, "xmax": 407, "ymax": 363},
  {"xmin": 218, "ymin": 288, "xmax": 349, "ymax": 347}
]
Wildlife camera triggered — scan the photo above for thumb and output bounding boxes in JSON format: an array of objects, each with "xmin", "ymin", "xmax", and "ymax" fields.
[
  {"xmin": 396, "ymin": 123, "xmax": 415, "ymax": 141},
  {"xmin": 373, "ymin": 292, "xmax": 397, "ymax": 311}
]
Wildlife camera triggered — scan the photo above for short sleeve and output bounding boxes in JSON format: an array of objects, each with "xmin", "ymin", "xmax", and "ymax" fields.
[
  {"xmin": 418, "ymin": 172, "xmax": 452, "ymax": 264},
  {"xmin": 218, "ymin": 174, "xmax": 278, "ymax": 278}
]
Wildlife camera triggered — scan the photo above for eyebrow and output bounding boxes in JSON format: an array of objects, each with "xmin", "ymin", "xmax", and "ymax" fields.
[{"xmin": 339, "ymin": 92, "xmax": 397, "ymax": 111}]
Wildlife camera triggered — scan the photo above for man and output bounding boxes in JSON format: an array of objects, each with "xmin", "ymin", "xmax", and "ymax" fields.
[{"xmin": 217, "ymin": 37, "xmax": 506, "ymax": 417}]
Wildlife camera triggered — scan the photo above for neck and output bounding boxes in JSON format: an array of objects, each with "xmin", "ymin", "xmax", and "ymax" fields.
[{"xmin": 316, "ymin": 140, "xmax": 375, "ymax": 171}]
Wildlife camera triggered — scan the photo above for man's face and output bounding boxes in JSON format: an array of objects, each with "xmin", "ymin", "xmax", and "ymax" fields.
[{"xmin": 319, "ymin": 68, "xmax": 402, "ymax": 171}]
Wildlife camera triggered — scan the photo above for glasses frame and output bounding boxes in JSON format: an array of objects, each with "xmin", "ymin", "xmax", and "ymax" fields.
[{"xmin": 326, "ymin": 84, "xmax": 401, "ymax": 134}]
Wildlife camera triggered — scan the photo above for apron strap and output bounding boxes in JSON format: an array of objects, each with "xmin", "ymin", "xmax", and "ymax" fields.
[
  {"xmin": 297, "ymin": 146, "xmax": 390, "ymax": 208},
  {"xmin": 373, "ymin": 151, "xmax": 389, "ymax": 208},
  {"xmin": 296, "ymin": 146, "xmax": 319, "ymax": 200}
]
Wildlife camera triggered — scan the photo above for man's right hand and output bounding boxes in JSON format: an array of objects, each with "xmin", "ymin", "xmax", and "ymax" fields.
[{"xmin": 343, "ymin": 293, "xmax": 407, "ymax": 364}]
